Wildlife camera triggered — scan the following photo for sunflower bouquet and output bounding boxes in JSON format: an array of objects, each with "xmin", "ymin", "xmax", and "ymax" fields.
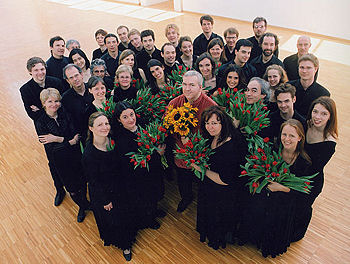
[
  {"xmin": 240, "ymin": 144, "xmax": 317, "ymax": 194},
  {"xmin": 126, "ymin": 121, "xmax": 168, "ymax": 170},
  {"xmin": 163, "ymin": 102, "xmax": 198, "ymax": 136},
  {"xmin": 174, "ymin": 131, "xmax": 214, "ymax": 180}
]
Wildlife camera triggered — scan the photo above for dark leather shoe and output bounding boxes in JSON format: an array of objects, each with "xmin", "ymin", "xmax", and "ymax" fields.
[
  {"xmin": 77, "ymin": 208, "xmax": 86, "ymax": 223},
  {"xmin": 123, "ymin": 249, "xmax": 132, "ymax": 261},
  {"xmin": 54, "ymin": 190, "xmax": 66, "ymax": 206},
  {"xmin": 177, "ymin": 199, "xmax": 191, "ymax": 213}
]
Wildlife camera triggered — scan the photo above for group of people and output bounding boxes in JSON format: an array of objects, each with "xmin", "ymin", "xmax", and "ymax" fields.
[{"xmin": 19, "ymin": 14, "xmax": 338, "ymax": 261}]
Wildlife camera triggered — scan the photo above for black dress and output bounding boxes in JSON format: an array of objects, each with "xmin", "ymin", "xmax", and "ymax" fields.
[
  {"xmin": 292, "ymin": 140, "xmax": 336, "ymax": 241},
  {"xmin": 82, "ymin": 141, "xmax": 137, "ymax": 249},
  {"xmin": 196, "ymin": 138, "xmax": 246, "ymax": 249},
  {"xmin": 239, "ymin": 155, "xmax": 311, "ymax": 258},
  {"xmin": 113, "ymin": 125, "xmax": 164, "ymax": 227},
  {"xmin": 34, "ymin": 107, "xmax": 85, "ymax": 193},
  {"xmin": 112, "ymin": 85, "xmax": 138, "ymax": 103}
]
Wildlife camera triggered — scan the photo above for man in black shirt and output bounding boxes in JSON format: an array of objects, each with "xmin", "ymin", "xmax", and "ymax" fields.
[
  {"xmin": 20, "ymin": 56, "xmax": 66, "ymax": 206},
  {"xmin": 223, "ymin": 27, "xmax": 239, "ymax": 62},
  {"xmin": 193, "ymin": 15, "xmax": 223, "ymax": 56},
  {"xmin": 117, "ymin": 25, "xmax": 133, "ymax": 52},
  {"xmin": 283, "ymin": 35, "xmax": 318, "ymax": 81},
  {"xmin": 46, "ymin": 36, "xmax": 69, "ymax": 83},
  {"xmin": 101, "ymin": 33, "xmax": 121, "ymax": 78},
  {"xmin": 165, "ymin": 23, "xmax": 182, "ymax": 59},
  {"xmin": 136, "ymin": 29, "xmax": 163, "ymax": 81},
  {"xmin": 161, "ymin": 43, "xmax": 180, "ymax": 76},
  {"xmin": 61, "ymin": 64, "xmax": 93, "ymax": 137},
  {"xmin": 288, "ymin": 54, "xmax": 330, "ymax": 117},
  {"xmin": 250, "ymin": 32, "xmax": 284, "ymax": 78},
  {"xmin": 247, "ymin": 17, "xmax": 279, "ymax": 62},
  {"xmin": 128, "ymin": 29, "xmax": 143, "ymax": 55},
  {"xmin": 269, "ymin": 84, "xmax": 306, "ymax": 145},
  {"xmin": 218, "ymin": 39, "xmax": 257, "ymax": 83},
  {"xmin": 90, "ymin": 59, "xmax": 114, "ymax": 93}
]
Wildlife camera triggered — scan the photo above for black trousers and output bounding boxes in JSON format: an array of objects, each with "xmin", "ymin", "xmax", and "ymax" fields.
[{"xmin": 176, "ymin": 167, "xmax": 197, "ymax": 202}]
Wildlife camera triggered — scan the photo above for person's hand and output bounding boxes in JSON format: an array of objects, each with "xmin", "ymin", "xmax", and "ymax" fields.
[
  {"xmin": 104, "ymin": 202, "xmax": 113, "ymax": 211},
  {"xmin": 38, "ymin": 134, "xmax": 61, "ymax": 144},
  {"xmin": 212, "ymin": 90, "xmax": 219, "ymax": 97},
  {"xmin": 69, "ymin": 134, "xmax": 80, "ymax": 145},
  {"xmin": 30, "ymin": 105, "xmax": 40, "ymax": 112},
  {"xmin": 267, "ymin": 181, "xmax": 290, "ymax": 193},
  {"xmin": 180, "ymin": 136, "xmax": 189, "ymax": 145},
  {"xmin": 232, "ymin": 116, "xmax": 240, "ymax": 128},
  {"xmin": 157, "ymin": 144, "xmax": 166, "ymax": 155},
  {"xmin": 190, "ymin": 163, "xmax": 201, "ymax": 172}
]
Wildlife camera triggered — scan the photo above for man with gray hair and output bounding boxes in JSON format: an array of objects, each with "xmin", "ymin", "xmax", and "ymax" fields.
[
  {"xmin": 167, "ymin": 70, "xmax": 217, "ymax": 213},
  {"xmin": 66, "ymin": 39, "xmax": 81, "ymax": 53},
  {"xmin": 90, "ymin": 59, "xmax": 114, "ymax": 92},
  {"xmin": 244, "ymin": 77, "xmax": 270, "ymax": 105}
]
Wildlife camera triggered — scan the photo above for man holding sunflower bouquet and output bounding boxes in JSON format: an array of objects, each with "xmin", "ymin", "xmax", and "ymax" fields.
[{"xmin": 167, "ymin": 70, "xmax": 217, "ymax": 212}]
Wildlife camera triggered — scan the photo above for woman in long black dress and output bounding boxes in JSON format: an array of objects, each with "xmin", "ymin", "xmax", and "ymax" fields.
[
  {"xmin": 35, "ymin": 88, "xmax": 90, "ymax": 222},
  {"xmin": 239, "ymin": 119, "xmax": 312, "ymax": 257},
  {"xmin": 112, "ymin": 102, "xmax": 166, "ymax": 227},
  {"xmin": 292, "ymin": 96, "xmax": 338, "ymax": 241},
  {"xmin": 82, "ymin": 112, "xmax": 136, "ymax": 261},
  {"xmin": 191, "ymin": 105, "xmax": 247, "ymax": 250}
]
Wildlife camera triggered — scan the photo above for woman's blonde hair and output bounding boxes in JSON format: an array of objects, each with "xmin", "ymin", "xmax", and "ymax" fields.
[{"xmin": 39, "ymin": 88, "xmax": 61, "ymax": 106}]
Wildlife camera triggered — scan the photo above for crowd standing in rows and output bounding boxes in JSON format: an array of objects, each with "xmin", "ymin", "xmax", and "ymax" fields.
[{"xmin": 20, "ymin": 15, "xmax": 337, "ymax": 261}]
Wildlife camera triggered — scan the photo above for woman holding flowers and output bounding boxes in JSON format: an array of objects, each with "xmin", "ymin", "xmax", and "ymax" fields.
[
  {"xmin": 212, "ymin": 64, "xmax": 246, "ymax": 97},
  {"xmin": 112, "ymin": 65, "xmax": 137, "ymax": 102},
  {"xmin": 35, "ymin": 88, "xmax": 90, "ymax": 222},
  {"xmin": 192, "ymin": 105, "xmax": 246, "ymax": 250},
  {"xmin": 239, "ymin": 119, "xmax": 312, "ymax": 258},
  {"xmin": 112, "ymin": 102, "xmax": 166, "ymax": 232},
  {"xmin": 292, "ymin": 96, "xmax": 338, "ymax": 241},
  {"xmin": 82, "ymin": 112, "xmax": 135, "ymax": 261}
]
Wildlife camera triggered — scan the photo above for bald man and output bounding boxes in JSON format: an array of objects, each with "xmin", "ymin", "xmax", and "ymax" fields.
[{"xmin": 283, "ymin": 36, "xmax": 317, "ymax": 81}]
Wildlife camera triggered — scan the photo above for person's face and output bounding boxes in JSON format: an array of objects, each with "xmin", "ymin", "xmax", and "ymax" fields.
[
  {"xmin": 96, "ymin": 34, "xmax": 105, "ymax": 47},
  {"xmin": 201, "ymin": 20, "xmax": 213, "ymax": 34},
  {"xmin": 180, "ymin": 41, "xmax": 193, "ymax": 57},
  {"xmin": 129, "ymin": 34, "xmax": 142, "ymax": 48},
  {"xmin": 205, "ymin": 114, "xmax": 222, "ymax": 137},
  {"xmin": 105, "ymin": 37, "xmax": 118, "ymax": 53},
  {"xmin": 166, "ymin": 28, "xmax": 179, "ymax": 44},
  {"xmin": 150, "ymin": 65, "xmax": 164, "ymax": 80},
  {"xmin": 162, "ymin": 45, "xmax": 176, "ymax": 65},
  {"xmin": 245, "ymin": 80, "xmax": 265, "ymax": 104},
  {"xmin": 182, "ymin": 75, "xmax": 202, "ymax": 102},
  {"xmin": 51, "ymin": 40, "xmax": 65, "ymax": 58},
  {"xmin": 267, "ymin": 69, "xmax": 281, "ymax": 87},
  {"xmin": 198, "ymin": 58, "xmax": 212, "ymax": 77},
  {"xmin": 299, "ymin": 60, "xmax": 317, "ymax": 81},
  {"xmin": 30, "ymin": 63, "xmax": 46, "ymax": 84},
  {"xmin": 72, "ymin": 53, "xmax": 86, "ymax": 70},
  {"xmin": 311, "ymin": 103, "xmax": 330, "ymax": 129},
  {"xmin": 90, "ymin": 115, "xmax": 110, "ymax": 138},
  {"xmin": 67, "ymin": 43, "xmax": 80, "ymax": 52},
  {"xmin": 276, "ymin": 92, "xmax": 296, "ymax": 115},
  {"xmin": 261, "ymin": 36, "xmax": 276, "ymax": 57},
  {"xmin": 117, "ymin": 71, "xmax": 132, "ymax": 88},
  {"xmin": 65, "ymin": 66, "xmax": 84, "ymax": 89},
  {"xmin": 142, "ymin": 35, "xmax": 155, "ymax": 51},
  {"xmin": 43, "ymin": 96, "xmax": 61, "ymax": 114},
  {"xmin": 89, "ymin": 81, "xmax": 106, "ymax": 101},
  {"xmin": 117, "ymin": 27, "xmax": 129, "ymax": 43},
  {"xmin": 226, "ymin": 71, "xmax": 239, "ymax": 89},
  {"xmin": 253, "ymin": 21, "xmax": 266, "ymax": 38},
  {"xmin": 121, "ymin": 54, "xmax": 135, "ymax": 68},
  {"xmin": 281, "ymin": 125, "xmax": 301, "ymax": 152},
  {"xmin": 235, "ymin": 46, "xmax": 251, "ymax": 64},
  {"xmin": 297, "ymin": 37, "xmax": 311, "ymax": 56},
  {"xmin": 209, "ymin": 44, "xmax": 223, "ymax": 61},
  {"xmin": 118, "ymin": 108, "xmax": 137, "ymax": 131},
  {"xmin": 225, "ymin": 33, "xmax": 238, "ymax": 49},
  {"xmin": 92, "ymin": 65, "xmax": 106, "ymax": 78}
]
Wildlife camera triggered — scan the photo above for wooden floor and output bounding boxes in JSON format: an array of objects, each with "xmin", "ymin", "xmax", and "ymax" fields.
[{"xmin": 1, "ymin": 0, "xmax": 350, "ymax": 263}]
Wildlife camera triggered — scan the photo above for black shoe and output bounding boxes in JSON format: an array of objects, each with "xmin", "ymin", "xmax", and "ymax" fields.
[
  {"xmin": 77, "ymin": 208, "xmax": 86, "ymax": 223},
  {"xmin": 54, "ymin": 190, "xmax": 66, "ymax": 206},
  {"xmin": 156, "ymin": 208, "xmax": 166, "ymax": 218},
  {"xmin": 177, "ymin": 199, "xmax": 191, "ymax": 213},
  {"xmin": 149, "ymin": 220, "xmax": 160, "ymax": 230},
  {"xmin": 200, "ymin": 234, "xmax": 206, "ymax": 243},
  {"xmin": 123, "ymin": 249, "xmax": 132, "ymax": 261}
]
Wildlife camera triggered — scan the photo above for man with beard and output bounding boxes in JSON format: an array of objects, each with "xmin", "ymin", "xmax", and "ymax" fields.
[
  {"xmin": 161, "ymin": 43, "xmax": 180, "ymax": 76},
  {"xmin": 250, "ymin": 32, "xmax": 284, "ymax": 78},
  {"xmin": 247, "ymin": 17, "xmax": 279, "ymax": 62}
]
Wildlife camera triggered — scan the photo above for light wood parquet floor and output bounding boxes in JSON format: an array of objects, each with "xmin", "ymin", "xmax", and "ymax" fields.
[{"xmin": 1, "ymin": 0, "xmax": 350, "ymax": 263}]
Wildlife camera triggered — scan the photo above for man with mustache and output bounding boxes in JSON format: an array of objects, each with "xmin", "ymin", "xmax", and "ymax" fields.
[{"xmin": 250, "ymin": 32, "xmax": 284, "ymax": 78}]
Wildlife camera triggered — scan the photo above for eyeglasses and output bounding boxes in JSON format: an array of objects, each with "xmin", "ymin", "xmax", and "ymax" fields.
[{"xmin": 93, "ymin": 70, "xmax": 105, "ymax": 74}]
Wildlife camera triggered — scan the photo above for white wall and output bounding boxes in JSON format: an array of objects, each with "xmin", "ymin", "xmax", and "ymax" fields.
[{"xmin": 182, "ymin": 0, "xmax": 350, "ymax": 40}]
